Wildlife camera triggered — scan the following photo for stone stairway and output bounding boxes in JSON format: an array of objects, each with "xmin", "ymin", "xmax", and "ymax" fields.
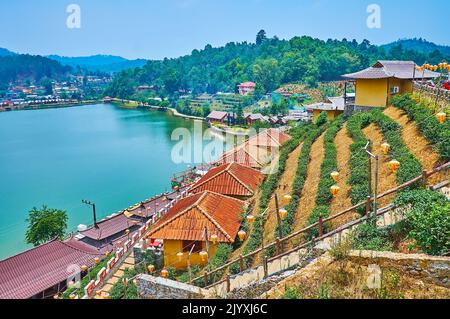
[{"xmin": 101, "ymin": 251, "xmax": 135, "ymax": 294}]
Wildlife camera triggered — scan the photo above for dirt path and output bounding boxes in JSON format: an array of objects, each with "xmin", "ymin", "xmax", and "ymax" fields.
[
  {"xmin": 292, "ymin": 132, "xmax": 326, "ymax": 233},
  {"xmin": 260, "ymin": 143, "xmax": 304, "ymax": 247},
  {"xmin": 330, "ymin": 125, "xmax": 358, "ymax": 228},
  {"xmin": 362, "ymin": 124, "xmax": 397, "ymax": 208},
  {"xmin": 383, "ymin": 107, "xmax": 448, "ymax": 185}
]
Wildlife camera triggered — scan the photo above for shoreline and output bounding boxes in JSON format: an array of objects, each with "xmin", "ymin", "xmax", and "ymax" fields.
[{"xmin": 0, "ymin": 100, "xmax": 103, "ymax": 113}]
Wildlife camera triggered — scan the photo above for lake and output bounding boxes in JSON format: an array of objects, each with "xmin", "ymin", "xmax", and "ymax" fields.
[{"xmin": 0, "ymin": 103, "xmax": 222, "ymax": 259}]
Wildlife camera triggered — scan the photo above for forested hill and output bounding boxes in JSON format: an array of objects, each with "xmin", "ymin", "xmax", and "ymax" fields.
[
  {"xmin": 382, "ymin": 38, "xmax": 450, "ymax": 56},
  {"xmin": 0, "ymin": 54, "xmax": 72, "ymax": 84},
  {"xmin": 105, "ymin": 34, "xmax": 450, "ymax": 99}
]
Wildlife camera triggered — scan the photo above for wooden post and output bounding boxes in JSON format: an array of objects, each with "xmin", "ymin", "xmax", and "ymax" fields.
[
  {"xmin": 318, "ymin": 216, "xmax": 323, "ymax": 238},
  {"xmin": 422, "ymin": 169, "xmax": 428, "ymax": 186},
  {"xmin": 204, "ymin": 272, "xmax": 208, "ymax": 287},
  {"xmin": 365, "ymin": 196, "xmax": 372, "ymax": 216},
  {"xmin": 274, "ymin": 193, "xmax": 283, "ymax": 242},
  {"xmin": 276, "ymin": 238, "xmax": 281, "ymax": 256},
  {"xmin": 367, "ymin": 141, "xmax": 372, "ymax": 197},
  {"xmin": 226, "ymin": 274, "xmax": 231, "ymax": 293},
  {"xmin": 263, "ymin": 256, "xmax": 268, "ymax": 279},
  {"xmin": 239, "ymin": 254, "xmax": 244, "ymax": 272}
]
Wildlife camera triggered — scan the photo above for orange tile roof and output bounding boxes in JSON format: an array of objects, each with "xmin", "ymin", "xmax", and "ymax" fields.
[
  {"xmin": 147, "ymin": 191, "xmax": 245, "ymax": 243},
  {"xmin": 190, "ymin": 163, "xmax": 263, "ymax": 197}
]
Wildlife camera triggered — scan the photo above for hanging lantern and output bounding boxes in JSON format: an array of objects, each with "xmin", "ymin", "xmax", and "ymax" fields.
[
  {"xmin": 104, "ymin": 251, "xmax": 110, "ymax": 257},
  {"xmin": 210, "ymin": 234, "xmax": 218, "ymax": 244},
  {"xmin": 177, "ymin": 251, "xmax": 184, "ymax": 262},
  {"xmin": 96, "ymin": 290, "xmax": 102, "ymax": 297},
  {"xmin": 94, "ymin": 257, "xmax": 100, "ymax": 264},
  {"xmin": 246, "ymin": 214, "xmax": 255, "ymax": 224},
  {"xmin": 330, "ymin": 185, "xmax": 340, "ymax": 197},
  {"xmin": 131, "ymin": 220, "xmax": 138, "ymax": 226},
  {"xmin": 147, "ymin": 264, "xmax": 155, "ymax": 273},
  {"xmin": 389, "ymin": 159, "xmax": 401, "ymax": 172},
  {"xmin": 279, "ymin": 208, "xmax": 287, "ymax": 221},
  {"xmin": 102, "ymin": 292, "xmax": 110, "ymax": 300},
  {"xmin": 69, "ymin": 293, "xmax": 76, "ymax": 300},
  {"xmin": 238, "ymin": 230, "xmax": 247, "ymax": 241},
  {"xmin": 381, "ymin": 142, "xmax": 391, "ymax": 155},
  {"xmin": 125, "ymin": 229, "xmax": 130, "ymax": 235},
  {"xmin": 330, "ymin": 171, "xmax": 340, "ymax": 182},
  {"xmin": 81, "ymin": 265, "xmax": 88, "ymax": 273},
  {"xmin": 161, "ymin": 269, "xmax": 169, "ymax": 278},
  {"xmin": 199, "ymin": 251, "xmax": 208, "ymax": 262},
  {"xmin": 436, "ymin": 112, "xmax": 446, "ymax": 124},
  {"xmin": 283, "ymin": 194, "xmax": 292, "ymax": 202},
  {"xmin": 53, "ymin": 294, "xmax": 59, "ymax": 300}
]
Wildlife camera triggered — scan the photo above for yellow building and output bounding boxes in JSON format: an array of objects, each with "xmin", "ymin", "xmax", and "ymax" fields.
[
  {"xmin": 343, "ymin": 60, "xmax": 439, "ymax": 108},
  {"xmin": 308, "ymin": 95, "xmax": 349, "ymax": 121},
  {"xmin": 146, "ymin": 191, "xmax": 245, "ymax": 270}
]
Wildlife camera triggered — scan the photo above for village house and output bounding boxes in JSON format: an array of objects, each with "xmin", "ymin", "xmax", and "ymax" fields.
[
  {"xmin": 237, "ymin": 82, "xmax": 256, "ymax": 96},
  {"xmin": 342, "ymin": 60, "xmax": 439, "ymax": 110},
  {"xmin": 206, "ymin": 110, "xmax": 228, "ymax": 124},
  {"xmin": 0, "ymin": 238, "xmax": 103, "ymax": 299},
  {"xmin": 146, "ymin": 191, "xmax": 245, "ymax": 270},
  {"xmin": 243, "ymin": 113, "xmax": 267, "ymax": 125},
  {"xmin": 189, "ymin": 162, "xmax": 264, "ymax": 199}
]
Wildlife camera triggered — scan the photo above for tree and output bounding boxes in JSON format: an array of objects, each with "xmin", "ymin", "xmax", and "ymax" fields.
[
  {"xmin": 25, "ymin": 205, "xmax": 68, "ymax": 246},
  {"xmin": 256, "ymin": 30, "xmax": 267, "ymax": 45},
  {"xmin": 252, "ymin": 58, "xmax": 281, "ymax": 93}
]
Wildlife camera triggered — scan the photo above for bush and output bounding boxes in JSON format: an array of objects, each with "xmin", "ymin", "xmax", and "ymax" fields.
[
  {"xmin": 396, "ymin": 189, "xmax": 450, "ymax": 255},
  {"xmin": 110, "ymin": 267, "xmax": 139, "ymax": 299},
  {"xmin": 392, "ymin": 94, "xmax": 449, "ymax": 161},
  {"xmin": 282, "ymin": 286, "xmax": 303, "ymax": 299},
  {"xmin": 352, "ymin": 222, "xmax": 393, "ymax": 251}
]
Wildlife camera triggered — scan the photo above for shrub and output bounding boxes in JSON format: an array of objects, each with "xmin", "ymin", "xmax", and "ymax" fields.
[
  {"xmin": 352, "ymin": 222, "xmax": 393, "ymax": 251},
  {"xmin": 282, "ymin": 286, "xmax": 303, "ymax": 299},
  {"xmin": 110, "ymin": 267, "xmax": 139, "ymax": 299},
  {"xmin": 396, "ymin": 189, "xmax": 450, "ymax": 255}
]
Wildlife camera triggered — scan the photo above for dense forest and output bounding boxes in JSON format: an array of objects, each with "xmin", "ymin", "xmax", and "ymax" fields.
[
  {"xmin": 0, "ymin": 54, "xmax": 72, "ymax": 84},
  {"xmin": 105, "ymin": 32, "xmax": 450, "ymax": 100}
]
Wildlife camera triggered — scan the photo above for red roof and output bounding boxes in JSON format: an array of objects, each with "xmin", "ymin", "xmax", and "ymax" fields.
[
  {"xmin": 0, "ymin": 238, "xmax": 102, "ymax": 299},
  {"xmin": 80, "ymin": 212, "xmax": 132, "ymax": 241},
  {"xmin": 147, "ymin": 191, "xmax": 245, "ymax": 243},
  {"xmin": 207, "ymin": 111, "xmax": 228, "ymax": 120},
  {"xmin": 190, "ymin": 163, "xmax": 263, "ymax": 197},
  {"xmin": 238, "ymin": 82, "xmax": 256, "ymax": 87}
]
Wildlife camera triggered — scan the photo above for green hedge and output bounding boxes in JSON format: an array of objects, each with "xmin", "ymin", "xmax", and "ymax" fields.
[
  {"xmin": 392, "ymin": 94, "xmax": 449, "ymax": 161},
  {"xmin": 235, "ymin": 124, "xmax": 309, "ymax": 269},
  {"xmin": 306, "ymin": 116, "xmax": 346, "ymax": 238},
  {"xmin": 370, "ymin": 109, "xmax": 422, "ymax": 184}
]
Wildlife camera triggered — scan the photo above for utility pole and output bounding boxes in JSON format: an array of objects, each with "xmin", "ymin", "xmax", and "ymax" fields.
[
  {"xmin": 364, "ymin": 142, "xmax": 379, "ymax": 218},
  {"xmin": 82, "ymin": 199, "xmax": 98, "ymax": 228},
  {"xmin": 274, "ymin": 193, "xmax": 283, "ymax": 240},
  {"xmin": 204, "ymin": 226, "xmax": 210, "ymax": 260}
]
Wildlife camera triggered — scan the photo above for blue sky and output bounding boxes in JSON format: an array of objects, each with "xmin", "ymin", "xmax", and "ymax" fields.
[{"xmin": 0, "ymin": 0, "xmax": 447, "ymax": 60}]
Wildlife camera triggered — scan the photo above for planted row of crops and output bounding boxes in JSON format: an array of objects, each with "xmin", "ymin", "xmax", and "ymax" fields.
[
  {"xmin": 392, "ymin": 94, "xmax": 449, "ymax": 161},
  {"xmin": 306, "ymin": 115, "xmax": 346, "ymax": 238}
]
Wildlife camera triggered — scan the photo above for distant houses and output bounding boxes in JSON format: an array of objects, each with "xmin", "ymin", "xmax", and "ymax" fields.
[
  {"xmin": 237, "ymin": 81, "xmax": 256, "ymax": 96},
  {"xmin": 206, "ymin": 110, "xmax": 228, "ymax": 124}
]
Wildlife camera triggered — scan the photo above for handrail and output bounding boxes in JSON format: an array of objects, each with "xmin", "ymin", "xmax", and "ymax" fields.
[{"xmin": 191, "ymin": 161, "xmax": 449, "ymax": 286}]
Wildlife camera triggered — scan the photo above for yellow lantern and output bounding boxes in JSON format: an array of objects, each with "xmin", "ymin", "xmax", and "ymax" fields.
[
  {"xmin": 436, "ymin": 112, "xmax": 446, "ymax": 124},
  {"xmin": 389, "ymin": 159, "xmax": 400, "ymax": 172},
  {"xmin": 210, "ymin": 234, "xmax": 218, "ymax": 244},
  {"xmin": 69, "ymin": 293, "xmax": 76, "ymax": 300},
  {"xmin": 81, "ymin": 265, "xmax": 88, "ymax": 272},
  {"xmin": 96, "ymin": 290, "xmax": 102, "ymax": 297},
  {"xmin": 161, "ymin": 269, "xmax": 169, "ymax": 278},
  {"xmin": 279, "ymin": 208, "xmax": 287, "ymax": 221},
  {"xmin": 104, "ymin": 251, "xmax": 110, "ymax": 257},
  {"xmin": 102, "ymin": 292, "xmax": 110, "ymax": 300},
  {"xmin": 131, "ymin": 220, "xmax": 138, "ymax": 226},
  {"xmin": 246, "ymin": 214, "xmax": 255, "ymax": 224},
  {"xmin": 199, "ymin": 251, "xmax": 208, "ymax": 262},
  {"xmin": 177, "ymin": 251, "xmax": 183, "ymax": 262},
  {"xmin": 94, "ymin": 257, "xmax": 100, "ymax": 264},
  {"xmin": 283, "ymin": 194, "xmax": 292, "ymax": 202},
  {"xmin": 330, "ymin": 185, "xmax": 340, "ymax": 197},
  {"xmin": 330, "ymin": 171, "xmax": 340, "ymax": 182},
  {"xmin": 381, "ymin": 142, "xmax": 391, "ymax": 155},
  {"xmin": 125, "ymin": 229, "xmax": 130, "ymax": 235},
  {"xmin": 238, "ymin": 230, "xmax": 247, "ymax": 241},
  {"xmin": 147, "ymin": 264, "xmax": 155, "ymax": 273},
  {"xmin": 53, "ymin": 294, "xmax": 59, "ymax": 300}
]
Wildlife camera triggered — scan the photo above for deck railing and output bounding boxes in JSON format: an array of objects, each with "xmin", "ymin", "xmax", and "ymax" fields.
[{"xmin": 191, "ymin": 161, "xmax": 449, "ymax": 289}]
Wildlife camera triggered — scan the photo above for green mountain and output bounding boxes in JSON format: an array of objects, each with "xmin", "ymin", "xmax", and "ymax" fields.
[
  {"xmin": 0, "ymin": 48, "xmax": 16, "ymax": 57},
  {"xmin": 382, "ymin": 38, "xmax": 450, "ymax": 56},
  {"xmin": 105, "ymin": 34, "xmax": 450, "ymax": 99},
  {"xmin": 0, "ymin": 54, "xmax": 72, "ymax": 84},
  {"xmin": 47, "ymin": 54, "xmax": 147, "ymax": 73}
]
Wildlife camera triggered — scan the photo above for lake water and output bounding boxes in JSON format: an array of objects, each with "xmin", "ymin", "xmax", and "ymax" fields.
[{"xmin": 0, "ymin": 104, "xmax": 220, "ymax": 259}]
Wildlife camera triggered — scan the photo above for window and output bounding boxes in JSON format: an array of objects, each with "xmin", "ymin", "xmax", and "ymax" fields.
[{"xmin": 182, "ymin": 240, "xmax": 202, "ymax": 253}]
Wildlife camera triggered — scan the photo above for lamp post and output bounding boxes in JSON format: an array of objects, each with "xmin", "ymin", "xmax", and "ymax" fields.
[
  {"xmin": 364, "ymin": 141, "xmax": 379, "ymax": 218},
  {"xmin": 82, "ymin": 199, "xmax": 98, "ymax": 229}
]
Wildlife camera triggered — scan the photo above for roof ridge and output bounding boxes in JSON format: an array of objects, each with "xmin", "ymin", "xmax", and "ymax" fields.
[
  {"xmin": 0, "ymin": 238, "xmax": 60, "ymax": 263},
  {"xmin": 62, "ymin": 236, "xmax": 103, "ymax": 256},
  {"xmin": 196, "ymin": 204, "xmax": 233, "ymax": 242},
  {"xmin": 227, "ymin": 166, "xmax": 254, "ymax": 194}
]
